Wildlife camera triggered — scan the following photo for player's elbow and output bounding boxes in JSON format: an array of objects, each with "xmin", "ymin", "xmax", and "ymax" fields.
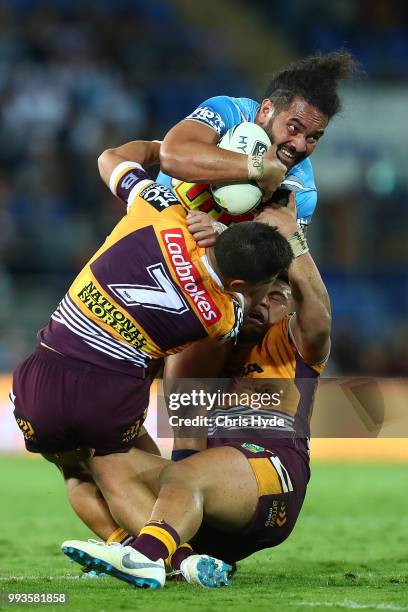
[
  {"xmin": 298, "ymin": 309, "xmax": 331, "ymax": 354},
  {"xmin": 312, "ymin": 309, "xmax": 332, "ymax": 342},
  {"xmin": 97, "ymin": 148, "xmax": 115, "ymax": 185},
  {"xmin": 159, "ymin": 140, "xmax": 178, "ymax": 175},
  {"xmin": 160, "ymin": 139, "xmax": 192, "ymax": 181}
]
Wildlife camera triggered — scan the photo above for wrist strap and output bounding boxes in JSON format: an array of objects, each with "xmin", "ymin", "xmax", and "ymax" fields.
[
  {"xmin": 248, "ymin": 154, "xmax": 264, "ymax": 181},
  {"xmin": 287, "ymin": 227, "xmax": 309, "ymax": 258},
  {"xmin": 211, "ymin": 220, "xmax": 227, "ymax": 236}
]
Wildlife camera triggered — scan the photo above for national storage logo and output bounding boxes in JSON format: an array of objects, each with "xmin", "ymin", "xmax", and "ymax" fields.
[{"xmin": 78, "ymin": 281, "xmax": 147, "ymax": 349}]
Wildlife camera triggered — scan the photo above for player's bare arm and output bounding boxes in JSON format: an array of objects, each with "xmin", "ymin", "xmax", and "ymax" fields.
[
  {"xmin": 287, "ymin": 252, "xmax": 331, "ymax": 364},
  {"xmin": 256, "ymin": 193, "xmax": 331, "ymax": 364},
  {"xmin": 160, "ymin": 119, "xmax": 286, "ymax": 200},
  {"xmin": 97, "ymin": 140, "xmax": 161, "ymax": 187}
]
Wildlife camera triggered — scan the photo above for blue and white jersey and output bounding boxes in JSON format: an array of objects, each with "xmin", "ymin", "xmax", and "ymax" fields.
[{"xmin": 157, "ymin": 95, "xmax": 317, "ymax": 226}]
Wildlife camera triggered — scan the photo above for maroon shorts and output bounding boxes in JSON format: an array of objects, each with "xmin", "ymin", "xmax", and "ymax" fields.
[
  {"xmin": 11, "ymin": 346, "xmax": 151, "ymax": 456},
  {"xmin": 191, "ymin": 441, "xmax": 309, "ymax": 563}
]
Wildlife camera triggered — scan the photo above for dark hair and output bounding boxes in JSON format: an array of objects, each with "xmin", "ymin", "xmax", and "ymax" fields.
[
  {"xmin": 214, "ymin": 221, "xmax": 293, "ymax": 284},
  {"xmin": 263, "ymin": 51, "xmax": 359, "ymax": 119}
]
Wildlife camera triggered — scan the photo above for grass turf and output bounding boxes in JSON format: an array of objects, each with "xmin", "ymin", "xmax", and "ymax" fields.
[{"xmin": 0, "ymin": 455, "xmax": 407, "ymax": 612}]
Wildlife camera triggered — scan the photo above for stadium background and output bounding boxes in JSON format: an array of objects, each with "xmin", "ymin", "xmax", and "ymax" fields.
[
  {"xmin": 0, "ymin": 1, "xmax": 407, "ymax": 610},
  {"xmin": 0, "ymin": 0, "xmax": 407, "ymax": 454}
]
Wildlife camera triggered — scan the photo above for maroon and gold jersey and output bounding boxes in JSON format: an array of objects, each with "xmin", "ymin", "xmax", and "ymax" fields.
[
  {"xmin": 240, "ymin": 314, "xmax": 326, "ymax": 378},
  {"xmin": 40, "ymin": 163, "xmax": 243, "ymax": 374},
  {"xmin": 209, "ymin": 314, "xmax": 328, "ymax": 452},
  {"xmin": 239, "ymin": 314, "xmax": 326, "ymax": 440}
]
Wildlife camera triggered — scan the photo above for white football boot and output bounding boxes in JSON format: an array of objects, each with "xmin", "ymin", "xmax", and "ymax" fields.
[
  {"xmin": 61, "ymin": 539, "xmax": 165, "ymax": 589},
  {"xmin": 180, "ymin": 554, "xmax": 232, "ymax": 587}
]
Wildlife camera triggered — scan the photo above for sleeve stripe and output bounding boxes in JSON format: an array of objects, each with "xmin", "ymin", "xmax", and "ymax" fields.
[
  {"xmin": 109, "ymin": 161, "xmax": 143, "ymax": 196},
  {"xmin": 184, "ymin": 117, "xmax": 220, "ymax": 133}
]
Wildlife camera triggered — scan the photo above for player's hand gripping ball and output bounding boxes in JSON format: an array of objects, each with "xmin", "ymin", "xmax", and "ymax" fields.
[{"xmin": 211, "ymin": 123, "xmax": 272, "ymax": 215}]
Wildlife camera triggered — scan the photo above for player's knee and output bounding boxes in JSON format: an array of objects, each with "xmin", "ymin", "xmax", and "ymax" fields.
[{"xmin": 159, "ymin": 460, "xmax": 200, "ymax": 489}]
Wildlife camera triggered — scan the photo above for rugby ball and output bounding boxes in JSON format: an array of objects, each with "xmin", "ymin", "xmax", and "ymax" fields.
[{"xmin": 211, "ymin": 123, "xmax": 271, "ymax": 215}]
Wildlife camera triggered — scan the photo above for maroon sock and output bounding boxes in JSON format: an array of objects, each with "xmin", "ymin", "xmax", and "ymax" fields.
[
  {"xmin": 170, "ymin": 544, "xmax": 195, "ymax": 570},
  {"xmin": 130, "ymin": 521, "xmax": 180, "ymax": 561}
]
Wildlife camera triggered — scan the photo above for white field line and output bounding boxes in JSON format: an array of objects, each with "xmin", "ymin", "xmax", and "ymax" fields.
[
  {"xmin": 0, "ymin": 575, "xmax": 85, "ymax": 581},
  {"xmin": 291, "ymin": 602, "xmax": 408, "ymax": 611}
]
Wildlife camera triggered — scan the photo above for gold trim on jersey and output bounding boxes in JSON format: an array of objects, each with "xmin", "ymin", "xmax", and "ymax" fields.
[
  {"xmin": 248, "ymin": 457, "xmax": 283, "ymax": 496},
  {"xmin": 69, "ymin": 269, "xmax": 158, "ymax": 357}
]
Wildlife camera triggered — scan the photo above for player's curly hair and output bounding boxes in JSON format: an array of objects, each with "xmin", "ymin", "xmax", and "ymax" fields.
[
  {"xmin": 263, "ymin": 51, "xmax": 359, "ymax": 119},
  {"xmin": 214, "ymin": 221, "xmax": 293, "ymax": 284}
]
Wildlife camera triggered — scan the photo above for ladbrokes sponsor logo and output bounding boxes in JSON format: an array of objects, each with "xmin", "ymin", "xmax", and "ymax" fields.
[
  {"xmin": 78, "ymin": 281, "xmax": 147, "ymax": 349},
  {"xmin": 161, "ymin": 229, "xmax": 221, "ymax": 326}
]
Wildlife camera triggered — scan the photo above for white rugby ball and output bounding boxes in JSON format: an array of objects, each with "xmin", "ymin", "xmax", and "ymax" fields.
[{"xmin": 211, "ymin": 122, "xmax": 271, "ymax": 215}]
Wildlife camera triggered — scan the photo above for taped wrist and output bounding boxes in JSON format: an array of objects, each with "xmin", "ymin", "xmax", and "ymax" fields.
[
  {"xmin": 211, "ymin": 220, "xmax": 227, "ymax": 236},
  {"xmin": 248, "ymin": 154, "xmax": 264, "ymax": 181},
  {"xmin": 287, "ymin": 227, "xmax": 309, "ymax": 258}
]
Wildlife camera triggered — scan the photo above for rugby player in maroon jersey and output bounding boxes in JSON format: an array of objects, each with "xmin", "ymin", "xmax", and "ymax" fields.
[
  {"xmin": 62, "ymin": 195, "xmax": 331, "ymax": 588},
  {"xmin": 11, "ymin": 139, "xmax": 293, "ymax": 589}
]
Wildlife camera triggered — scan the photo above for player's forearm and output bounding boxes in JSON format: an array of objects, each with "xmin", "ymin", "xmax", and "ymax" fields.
[
  {"xmin": 160, "ymin": 139, "xmax": 249, "ymax": 184},
  {"xmin": 98, "ymin": 140, "xmax": 161, "ymax": 187},
  {"xmin": 289, "ymin": 253, "xmax": 331, "ymax": 351}
]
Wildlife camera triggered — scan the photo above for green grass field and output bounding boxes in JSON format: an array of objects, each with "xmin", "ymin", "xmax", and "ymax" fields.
[{"xmin": 0, "ymin": 455, "xmax": 407, "ymax": 612}]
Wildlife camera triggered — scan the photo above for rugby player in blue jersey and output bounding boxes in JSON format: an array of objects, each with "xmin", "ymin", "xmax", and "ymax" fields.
[
  {"xmin": 157, "ymin": 51, "xmax": 357, "ymax": 228},
  {"xmin": 163, "ymin": 50, "xmax": 355, "ymax": 456}
]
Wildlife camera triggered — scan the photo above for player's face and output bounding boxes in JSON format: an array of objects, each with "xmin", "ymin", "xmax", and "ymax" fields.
[
  {"xmin": 239, "ymin": 277, "xmax": 277, "ymax": 314},
  {"xmin": 239, "ymin": 280, "xmax": 291, "ymax": 343},
  {"xmin": 267, "ymin": 279, "xmax": 292, "ymax": 323},
  {"xmin": 257, "ymin": 97, "xmax": 328, "ymax": 169}
]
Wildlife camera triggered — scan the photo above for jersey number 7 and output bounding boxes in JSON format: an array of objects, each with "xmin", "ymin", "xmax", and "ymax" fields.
[{"xmin": 108, "ymin": 263, "xmax": 189, "ymax": 315}]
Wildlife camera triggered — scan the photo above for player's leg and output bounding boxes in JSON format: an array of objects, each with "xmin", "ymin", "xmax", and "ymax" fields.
[
  {"xmin": 85, "ymin": 447, "xmax": 168, "ymax": 536},
  {"xmin": 45, "ymin": 428, "xmax": 162, "ymax": 542},
  {"xmin": 43, "ymin": 449, "xmax": 119, "ymax": 541},
  {"xmin": 134, "ymin": 443, "xmax": 307, "ymax": 586},
  {"xmin": 90, "ymin": 446, "xmax": 253, "ymax": 587},
  {"xmin": 63, "ymin": 446, "xmax": 250, "ymax": 588},
  {"xmin": 66, "ymin": 430, "xmax": 162, "ymax": 541},
  {"xmin": 62, "ymin": 448, "xmax": 171, "ymax": 589},
  {"xmin": 140, "ymin": 445, "xmax": 259, "ymax": 545},
  {"xmin": 53, "ymin": 354, "xmax": 169, "ymax": 536},
  {"xmin": 133, "ymin": 428, "xmax": 161, "ymax": 456}
]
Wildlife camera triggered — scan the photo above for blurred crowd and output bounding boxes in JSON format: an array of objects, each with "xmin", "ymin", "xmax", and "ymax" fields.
[
  {"xmin": 0, "ymin": 0, "xmax": 407, "ymax": 375},
  {"xmin": 249, "ymin": 0, "xmax": 408, "ymax": 81}
]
